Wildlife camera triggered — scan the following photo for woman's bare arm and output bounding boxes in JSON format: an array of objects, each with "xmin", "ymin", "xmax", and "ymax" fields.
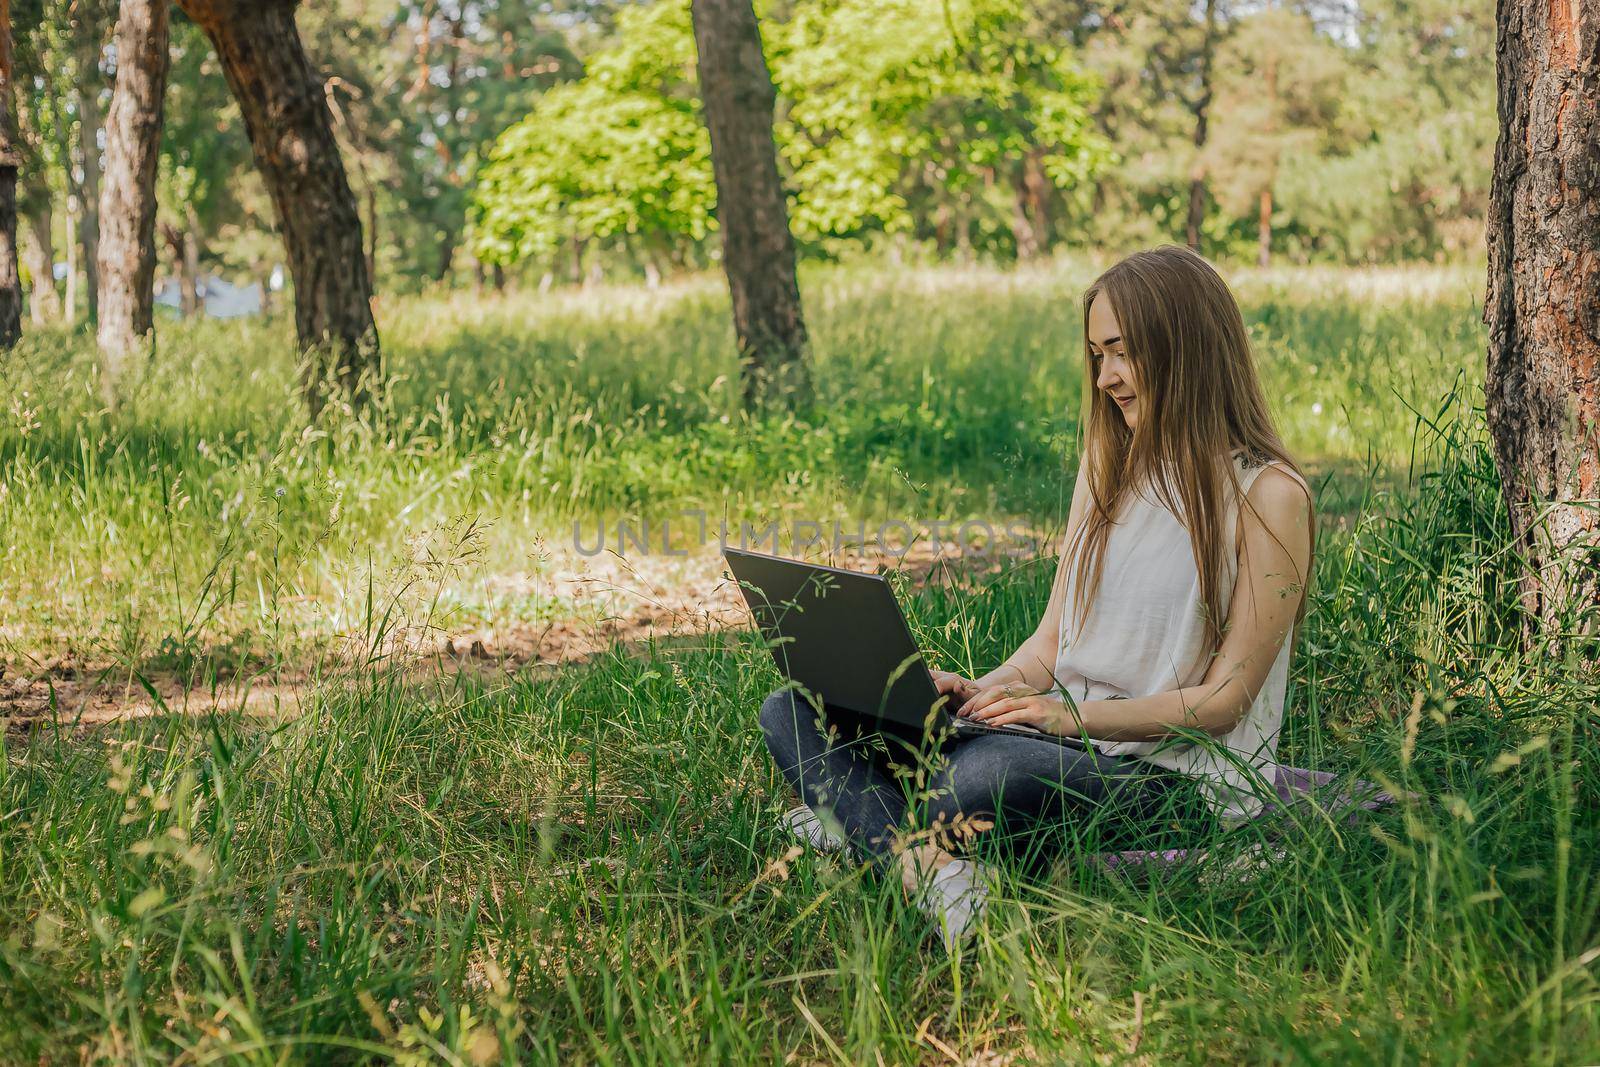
[
  {"xmin": 960, "ymin": 465, "xmax": 1312, "ymax": 739},
  {"xmin": 1069, "ymin": 466, "xmax": 1313, "ymax": 740}
]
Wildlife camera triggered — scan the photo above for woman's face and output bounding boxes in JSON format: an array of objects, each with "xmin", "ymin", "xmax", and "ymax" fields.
[{"xmin": 1088, "ymin": 293, "xmax": 1140, "ymax": 429}]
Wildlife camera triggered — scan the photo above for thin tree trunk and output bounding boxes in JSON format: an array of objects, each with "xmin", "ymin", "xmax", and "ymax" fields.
[
  {"xmin": 177, "ymin": 0, "xmax": 379, "ymax": 418},
  {"xmin": 64, "ymin": 203, "xmax": 78, "ymax": 321},
  {"xmin": 364, "ymin": 181, "xmax": 376, "ymax": 282},
  {"xmin": 689, "ymin": 0, "xmax": 808, "ymax": 405},
  {"xmin": 97, "ymin": 0, "xmax": 171, "ymax": 399},
  {"xmin": 181, "ymin": 223, "xmax": 200, "ymax": 315},
  {"xmin": 1023, "ymin": 149, "xmax": 1051, "ymax": 254},
  {"xmin": 1011, "ymin": 164, "xmax": 1039, "ymax": 261},
  {"xmin": 1186, "ymin": 0, "xmax": 1219, "ymax": 251},
  {"xmin": 933, "ymin": 201, "xmax": 952, "ymax": 255},
  {"xmin": 24, "ymin": 205, "xmax": 60, "ymax": 324},
  {"xmin": 0, "ymin": 0, "xmax": 21, "ymax": 348},
  {"xmin": 436, "ymin": 231, "xmax": 456, "ymax": 282},
  {"xmin": 75, "ymin": 29, "xmax": 103, "ymax": 324},
  {"xmin": 1485, "ymin": 0, "xmax": 1600, "ymax": 640},
  {"xmin": 1256, "ymin": 186, "xmax": 1272, "ymax": 267},
  {"xmin": 1256, "ymin": 47, "xmax": 1278, "ymax": 268}
]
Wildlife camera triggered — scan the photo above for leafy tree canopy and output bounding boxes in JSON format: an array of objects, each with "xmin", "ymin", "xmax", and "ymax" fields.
[{"xmin": 468, "ymin": 0, "xmax": 1109, "ymax": 266}]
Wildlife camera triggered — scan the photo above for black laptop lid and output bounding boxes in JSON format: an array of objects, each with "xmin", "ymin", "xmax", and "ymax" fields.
[{"xmin": 724, "ymin": 548, "xmax": 945, "ymax": 726}]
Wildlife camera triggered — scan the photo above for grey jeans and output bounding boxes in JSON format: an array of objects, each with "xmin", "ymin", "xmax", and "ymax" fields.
[{"xmin": 758, "ymin": 687, "xmax": 1208, "ymax": 873}]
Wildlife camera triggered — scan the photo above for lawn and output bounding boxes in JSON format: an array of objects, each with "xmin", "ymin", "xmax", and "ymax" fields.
[{"xmin": 1, "ymin": 256, "xmax": 1595, "ymax": 1063}]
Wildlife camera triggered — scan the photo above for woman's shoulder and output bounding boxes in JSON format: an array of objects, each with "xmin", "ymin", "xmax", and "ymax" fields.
[{"xmin": 1231, "ymin": 448, "xmax": 1309, "ymax": 493}]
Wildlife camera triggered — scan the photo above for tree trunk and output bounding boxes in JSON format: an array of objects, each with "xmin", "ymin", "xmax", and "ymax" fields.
[
  {"xmin": 181, "ymin": 229, "xmax": 200, "ymax": 315},
  {"xmin": 1023, "ymin": 149, "xmax": 1052, "ymax": 254},
  {"xmin": 436, "ymin": 231, "xmax": 456, "ymax": 282},
  {"xmin": 1184, "ymin": 0, "xmax": 1216, "ymax": 251},
  {"xmin": 75, "ymin": 28, "xmax": 103, "ymax": 324},
  {"xmin": 1256, "ymin": 186, "xmax": 1272, "ymax": 267},
  {"xmin": 1186, "ymin": 0, "xmax": 1219, "ymax": 251},
  {"xmin": 1011, "ymin": 164, "xmax": 1039, "ymax": 262},
  {"xmin": 64, "ymin": 204, "xmax": 78, "ymax": 321},
  {"xmin": 0, "ymin": 0, "xmax": 21, "ymax": 348},
  {"xmin": 1485, "ymin": 0, "xmax": 1600, "ymax": 641},
  {"xmin": 364, "ymin": 181, "xmax": 376, "ymax": 283},
  {"xmin": 23, "ymin": 205, "xmax": 60, "ymax": 324},
  {"xmin": 96, "ymin": 0, "xmax": 171, "ymax": 399},
  {"xmin": 177, "ymin": 0, "xmax": 379, "ymax": 418},
  {"xmin": 689, "ymin": 0, "xmax": 809, "ymax": 405},
  {"xmin": 568, "ymin": 236, "xmax": 583, "ymax": 286}
]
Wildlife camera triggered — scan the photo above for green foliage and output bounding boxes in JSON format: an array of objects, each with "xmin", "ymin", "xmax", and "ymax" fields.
[
  {"xmin": 1275, "ymin": 0, "xmax": 1495, "ymax": 261},
  {"xmin": 1073, "ymin": 0, "xmax": 1492, "ymax": 263},
  {"xmin": 302, "ymin": 1, "xmax": 581, "ymax": 285},
  {"xmin": 773, "ymin": 0, "xmax": 1108, "ymax": 246},
  {"xmin": 471, "ymin": 1, "xmax": 714, "ymax": 265},
  {"xmin": 468, "ymin": 0, "xmax": 1109, "ymax": 266}
]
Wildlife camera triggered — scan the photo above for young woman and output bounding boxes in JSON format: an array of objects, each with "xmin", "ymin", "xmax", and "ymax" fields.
[{"xmin": 758, "ymin": 245, "xmax": 1315, "ymax": 951}]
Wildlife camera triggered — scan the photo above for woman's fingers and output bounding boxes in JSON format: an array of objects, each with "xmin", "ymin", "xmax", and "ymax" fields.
[
  {"xmin": 965, "ymin": 683, "xmax": 1038, "ymax": 718},
  {"xmin": 965, "ymin": 691, "xmax": 1021, "ymax": 721},
  {"xmin": 959, "ymin": 687, "xmax": 1001, "ymax": 717}
]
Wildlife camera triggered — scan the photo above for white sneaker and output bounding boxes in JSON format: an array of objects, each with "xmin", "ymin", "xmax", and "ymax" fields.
[
  {"xmin": 781, "ymin": 805, "xmax": 848, "ymax": 855},
  {"xmin": 910, "ymin": 858, "xmax": 990, "ymax": 953}
]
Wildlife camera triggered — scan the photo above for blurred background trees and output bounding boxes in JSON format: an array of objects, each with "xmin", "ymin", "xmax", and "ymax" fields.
[{"xmin": 6, "ymin": 0, "xmax": 1493, "ymax": 321}]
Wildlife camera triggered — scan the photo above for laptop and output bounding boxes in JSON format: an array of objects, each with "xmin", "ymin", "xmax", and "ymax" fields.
[{"xmin": 723, "ymin": 547, "xmax": 1085, "ymax": 750}]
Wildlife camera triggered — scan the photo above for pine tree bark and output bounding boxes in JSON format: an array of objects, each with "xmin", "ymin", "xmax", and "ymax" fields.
[
  {"xmin": 1485, "ymin": 0, "xmax": 1600, "ymax": 639},
  {"xmin": 74, "ymin": 23, "xmax": 103, "ymax": 324},
  {"xmin": 176, "ymin": 0, "xmax": 379, "ymax": 417},
  {"xmin": 689, "ymin": 0, "xmax": 808, "ymax": 405},
  {"xmin": 97, "ymin": 0, "xmax": 171, "ymax": 399},
  {"xmin": 0, "ymin": 0, "xmax": 23, "ymax": 348}
]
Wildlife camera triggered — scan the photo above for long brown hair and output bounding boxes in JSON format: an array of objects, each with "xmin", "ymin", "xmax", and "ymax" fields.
[{"xmin": 1061, "ymin": 245, "xmax": 1313, "ymax": 649}]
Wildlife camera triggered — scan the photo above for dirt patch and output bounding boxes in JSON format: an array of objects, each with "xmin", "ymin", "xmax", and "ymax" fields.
[{"xmin": 2, "ymin": 534, "xmax": 1041, "ymax": 736}]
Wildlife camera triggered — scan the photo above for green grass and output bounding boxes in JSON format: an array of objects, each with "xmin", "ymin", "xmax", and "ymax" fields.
[{"xmin": 2, "ymin": 256, "xmax": 1596, "ymax": 1063}]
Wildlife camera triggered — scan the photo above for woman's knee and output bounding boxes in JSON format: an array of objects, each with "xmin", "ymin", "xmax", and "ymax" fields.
[
  {"xmin": 757, "ymin": 688, "xmax": 824, "ymax": 751},
  {"xmin": 918, "ymin": 745, "xmax": 1015, "ymax": 844}
]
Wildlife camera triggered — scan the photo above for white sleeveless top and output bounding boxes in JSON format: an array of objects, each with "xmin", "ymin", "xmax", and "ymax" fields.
[{"xmin": 1053, "ymin": 452, "xmax": 1303, "ymax": 822}]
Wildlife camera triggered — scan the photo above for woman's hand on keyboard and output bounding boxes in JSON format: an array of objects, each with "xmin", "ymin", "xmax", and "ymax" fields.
[
  {"xmin": 960, "ymin": 683, "xmax": 1083, "ymax": 737},
  {"xmin": 930, "ymin": 670, "xmax": 978, "ymax": 711}
]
